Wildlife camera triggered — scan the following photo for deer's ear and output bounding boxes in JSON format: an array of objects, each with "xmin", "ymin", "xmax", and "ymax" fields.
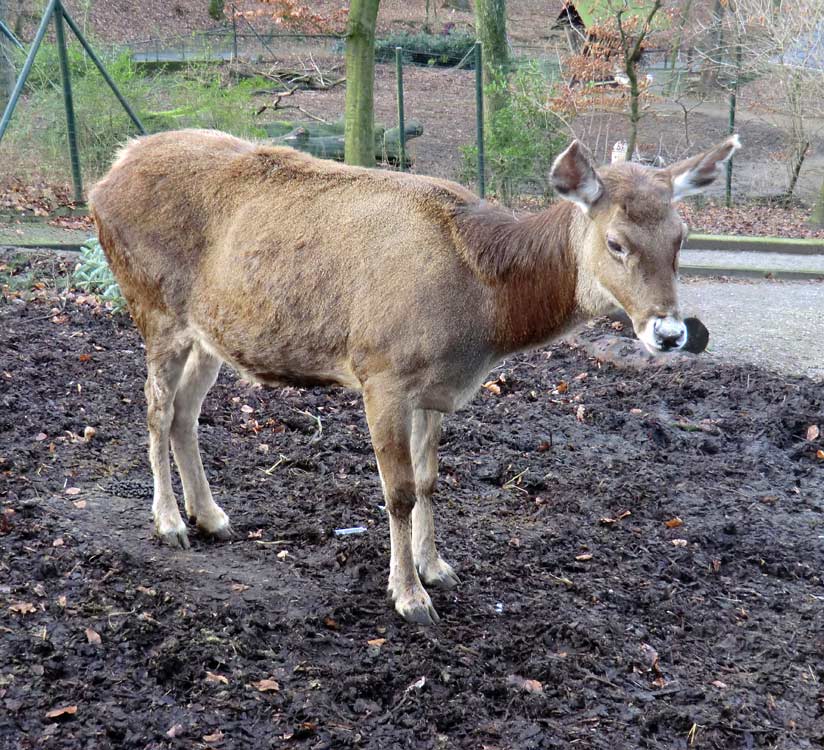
[
  {"xmin": 551, "ymin": 140, "xmax": 604, "ymax": 213},
  {"xmin": 667, "ymin": 135, "xmax": 741, "ymax": 202}
]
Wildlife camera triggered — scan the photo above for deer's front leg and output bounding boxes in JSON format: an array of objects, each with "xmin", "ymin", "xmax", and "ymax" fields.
[
  {"xmin": 411, "ymin": 409, "xmax": 459, "ymax": 589},
  {"xmin": 363, "ymin": 386, "xmax": 439, "ymax": 625}
]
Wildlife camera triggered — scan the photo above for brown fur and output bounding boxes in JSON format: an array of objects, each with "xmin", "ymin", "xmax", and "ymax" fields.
[{"xmin": 90, "ymin": 128, "xmax": 737, "ymax": 624}]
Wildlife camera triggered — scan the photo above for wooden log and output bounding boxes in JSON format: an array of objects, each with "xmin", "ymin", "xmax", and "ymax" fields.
[{"xmin": 269, "ymin": 120, "xmax": 423, "ymax": 166}]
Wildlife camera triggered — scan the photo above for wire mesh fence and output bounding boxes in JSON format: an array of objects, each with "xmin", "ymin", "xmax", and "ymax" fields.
[{"xmin": 2, "ymin": 3, "xmax": 823, "ymax": 208}]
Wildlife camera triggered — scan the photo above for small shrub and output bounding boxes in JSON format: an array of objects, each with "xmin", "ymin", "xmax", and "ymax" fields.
[
  {"xmin": 374, "ymin": 31, "xmax": 476, "ymax": 68},
  {"xmin": 72, "ymin": 238, "xmax": 126, "ymax": 311},
  {"xmin": 461, "ymin": 62, "xmax": 568, "ymax": 204},
  {"xmin": 1, "ymin": 40, "xmax": 268, "ymax": 183},
  {"xmin": 208, "ymin": 0, "xmax": 225, "ymax": 21},
  {"xmin": 15, "ymin": 40, "xmax": 92, "ymax": 93}
]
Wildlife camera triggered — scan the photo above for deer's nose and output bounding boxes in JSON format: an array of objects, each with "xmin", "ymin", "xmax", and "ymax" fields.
[{"xmin": 653, "ymin": 316, "xmax": 687, "ymax": 351}]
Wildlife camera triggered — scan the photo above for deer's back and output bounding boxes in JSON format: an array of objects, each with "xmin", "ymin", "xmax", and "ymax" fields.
[{"xmin": 91, "ymin": 130, "xmax": 494, "ymax": 394}]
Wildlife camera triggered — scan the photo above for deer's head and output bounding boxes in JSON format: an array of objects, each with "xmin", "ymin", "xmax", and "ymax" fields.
[{"xmin": 551, "ymin": 136, "xmax": 740, "ymax": 354}]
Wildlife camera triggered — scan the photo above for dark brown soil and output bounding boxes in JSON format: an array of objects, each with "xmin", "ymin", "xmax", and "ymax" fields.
[{"xmin": 2, "ymin": 288, "xmax": 824, "ymax": 749}]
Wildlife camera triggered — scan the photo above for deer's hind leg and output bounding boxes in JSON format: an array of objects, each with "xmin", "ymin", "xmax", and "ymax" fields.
[
  {"xmin": 144, "ymin": 330, "xmax": 191, "ymax": 549},
  {"xmin": 411, "ymin": 410, "xmax": 459, "ymax": 589},
  {"xmin": 170, "ymin": 342, "xmax": 231, "ymax": 540}
]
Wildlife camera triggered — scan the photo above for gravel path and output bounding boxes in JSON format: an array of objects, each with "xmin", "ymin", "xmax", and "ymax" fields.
[{"xmin": 679, "ymin": 279, "xmax": 824, "ymax": 380}]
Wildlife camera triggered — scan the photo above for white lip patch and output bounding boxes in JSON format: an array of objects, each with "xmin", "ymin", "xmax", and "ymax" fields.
[{"xmin": 638, "ymin": 316, "xmax": 686, "ymax": 355}]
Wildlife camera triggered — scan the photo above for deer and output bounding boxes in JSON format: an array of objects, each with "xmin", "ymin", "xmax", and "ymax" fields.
[{"xmin": 90, "ymin": 129, "xmax": 740, "ymax": 625}]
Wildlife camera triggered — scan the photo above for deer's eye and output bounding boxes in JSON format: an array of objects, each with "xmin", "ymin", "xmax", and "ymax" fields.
[{"xmin": 607, "ymin": 238, "xmax": 627, "ymax": 259}]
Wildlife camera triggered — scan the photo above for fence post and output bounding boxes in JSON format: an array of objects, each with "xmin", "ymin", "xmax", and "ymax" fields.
[
  {"xmin": 725, "ymin": 42, "xmax": 741, "ymax": 209},
  {"xmin": 54, "ymin": 0, "xmax": 83, "ymax": 202},
  {"xmin": 0, "ymin": 0, "xmax": 57, "ymax": 143},
  {"xmin": 232, "ymin": 11, "xmax": 238, "ymax": 62},
  {"xmin": 474, "ymin": 41, "xmax": 485, "ymax": 198},
  {"xmin": 395, "ymin": 47, "xmax": 405, "ymax": 171}
]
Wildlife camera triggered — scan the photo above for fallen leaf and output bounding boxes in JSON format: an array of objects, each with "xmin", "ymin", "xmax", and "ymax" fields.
[
  {"xmin": 35, "ymin": 432, "xmax": 47, "ymax": 441},
  {"xmin": 555, "ymin": 381, "xmax": 569, "ymax": 394},
  {"xmin": 806, "ymin": 424, "xmax": 820, "ymax": 441},
  {"xmin": 367, "ymin": 638, "xmax": 386, "ymax": 648},
  {"xmin": 240, "ymin": 404, "xmax": 254, "ymax": 414},
  {"xmin": 276, "ymin": 549, "xmax": 289, "ymax": 559},
  {"xmin": 202, "ymin": 729, "xmax": 224, "ymax": 744},
  {"xmin": 574, "ymin": 372, "xmax": 589, "ymax": 381},
  {"xmin": 600, "ymin": 510, "xmax": 631, "ymax": 525},
  {"xmin": 671, "ymin": 539, "xmax": 688, "ymax": 547},
  {"xmin": 576, "ymin": 405, "xmax": 586, "ymax": 422},
  {"xmin": 52, "ymin": 537, "xmax": 64, "ymax": 547},
  {"xmin": 166, "ymin": 723, "xmax": 186, "ymax": 738},
  {"xmin": 65, "ymin": 487, "xmax": 81, "ymax": 496},
  {"xmin": 73, "ymin": 500, "xmax": 86, "ymax": 509},
  {"xmin": 711, "ymin": 679, "xmax": 728, "ymax": 689},
  {"xmin": 575, "ymin": 553, "xmax": 593, "ymax": 561},
  {"xmin": 482, "ymin": 380, "xmax": 501, "ymax": 395},
  {"xmin": 78, "ymin": 353, "xmax": 92, "ymax": 363},
  {"xmin": 506, "ymin": 674, "xmax": 544, "ymax": 694},
  {"xmin": 9, "ymin": 602, "xmax": 36, "ymax": 614},
  {"xmin": 230, "ymin": 583, "xmax": 250, "ymax": 592},
  {"xmin": 45, "ymin": 705, "xmax": 77, "ymax": 720},
  {"xmin": 405, "ymin": 676, "xmax": 426, "ymax": 692},
  {"xmin": 251, "ymin": 678, "xmax": 280, "ymax": 692},
  {"xmin": 629, "ymin": 408, "xmax": 643, "ymax": 415},
  {"xmin": 136, "ymin": 585, "xmax": 156, "ymax": 596},
  {"xmin": 85, "ymin": 627, "xmax": 101, "ymax": 645},
  {"xmin": 639, "ymin": 643, "xmax": 660, "ymax": 671},
  {"xmin": 206, "ymin": 672, "xmax": 229, "ymax": 685},
  {"xmin": 323, "ymin": 615, "xmax": 339, "ymax": 630},
  {"xmin": 664, "ymin": 517, "xmax": 683, "ymax": 529}
]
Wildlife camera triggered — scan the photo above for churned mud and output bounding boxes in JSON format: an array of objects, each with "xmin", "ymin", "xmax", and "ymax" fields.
[{"xmin": 2, "ymin": 289, "xmax": 823, "ymax": 749}]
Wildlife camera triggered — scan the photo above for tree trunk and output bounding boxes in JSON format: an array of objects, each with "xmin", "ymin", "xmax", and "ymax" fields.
[
  {"xmin": 810, "ymin": 176, "xmax": 824, "ymax": 226},
  {"xmin": 666, "ymin": 0, "xmax": 693, "ymax": 95},
  {"xmin": 474, "ymin": 0, "xmax": 508, "ymax": 123},
  {"xmin": 701, "ymin": 0, "xmax": 724, "ymax": 93},
  {"xmin": 343, "ymin": 0, "xmax": 380, "ymax": 167}
]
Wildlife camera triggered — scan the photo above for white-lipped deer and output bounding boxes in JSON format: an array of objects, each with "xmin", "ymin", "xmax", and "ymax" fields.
[{"xmin": 90, "ymin": 130, "xmax": 739, "ymax": 624}]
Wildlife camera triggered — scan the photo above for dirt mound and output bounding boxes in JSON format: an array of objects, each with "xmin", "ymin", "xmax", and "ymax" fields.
[{"xmin": 1, "ymin": 299, "xmax": 823, "ymax": 749}]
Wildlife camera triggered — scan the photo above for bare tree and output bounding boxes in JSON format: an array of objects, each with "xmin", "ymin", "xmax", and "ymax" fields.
[
  {"xmin": 727, "ymin": 0, "xmax": 824, "ymax": 202},
  {"xmin": 612, "ymin": 0, "xmax": 663, "ymax": 156}
]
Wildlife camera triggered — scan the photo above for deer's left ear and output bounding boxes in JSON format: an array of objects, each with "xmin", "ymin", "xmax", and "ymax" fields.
[
  {"xmin": 551, "ymin": 140, "xmax": 604, "ymax": 213},
  {"xmin": 666, "ymin": 135, "xmax": 741, "ymax": 202}
]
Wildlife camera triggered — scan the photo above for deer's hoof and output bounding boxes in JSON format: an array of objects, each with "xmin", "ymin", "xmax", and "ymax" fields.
[
  {"xmin": 418, "ymin": 558, "xmax": 461, "ymax": 589},
  {"xmin": 156, "ymin": 525, "xmax": 190, "ymax": 550},
  {"xmin": 392, "ymin": 587, "xmax": 440, "ymax": 625},
  {"xmin": 189, "ymin": 506, "xmax": 233, "ymax": 541},
  {"xmin": 207, "ymin": 522, "xmax": 235, "ymax": 542}
]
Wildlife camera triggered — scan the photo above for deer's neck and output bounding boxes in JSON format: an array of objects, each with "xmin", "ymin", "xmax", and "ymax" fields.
[{"xmin": 454, "ymin": 201, "xmax": 583, "ymax": 354}]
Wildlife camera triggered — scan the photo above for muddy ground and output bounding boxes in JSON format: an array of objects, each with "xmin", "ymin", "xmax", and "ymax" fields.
[{"xmin": 1, "ymin": 273, "xmax": 824, "ymax": 749}]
